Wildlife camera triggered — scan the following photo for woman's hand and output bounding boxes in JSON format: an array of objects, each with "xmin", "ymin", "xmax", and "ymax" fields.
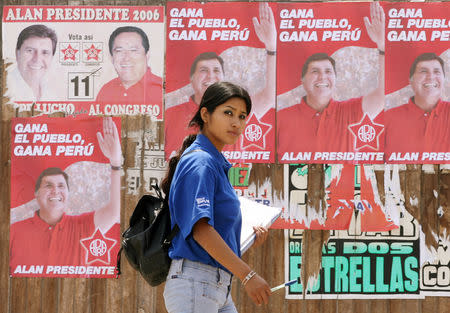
[
  {"xmin": 252, "ymin": 226, "xmax": 269, "ymax": 248},
  {"xmin": 244, "ymin": 273, "xmax": 271, "ymax": 306},
  {"xmin": 193, "ymin": 219, "xmax": 272, "ymax": 306}
]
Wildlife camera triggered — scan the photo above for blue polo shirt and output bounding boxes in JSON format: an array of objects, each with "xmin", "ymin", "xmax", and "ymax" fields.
[{"xmin": 168, "ymin": 134, "xmax": 242, "ymax": 273}]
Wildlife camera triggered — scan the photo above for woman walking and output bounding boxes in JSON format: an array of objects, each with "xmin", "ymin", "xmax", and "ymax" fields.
[{"xmin": 162, "ymin": 82, "xmax": 271, "ymax": 312}]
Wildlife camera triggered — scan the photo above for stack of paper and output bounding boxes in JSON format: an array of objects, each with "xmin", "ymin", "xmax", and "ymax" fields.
[{"xmin": 239, "ymin": 197, "xmax": 282, "ymax": 254}]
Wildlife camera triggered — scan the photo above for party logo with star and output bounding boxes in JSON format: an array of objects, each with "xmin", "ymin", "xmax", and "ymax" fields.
[
  {"xmin": 80, "ymin": 228, "xmax": 117, "ymax": 265},
  {"xmin": 348, "ymin": 114, "xmax": 384, "ymax": 150},
  {"xmin": 59, "ymin": 42, "xmax": 80, "ymax": 64},
  {"xmin": 241, "ymin": 113, "xmax": 272, "ymax": 150},
  {"xmin": 83, "ymin": 42, "xmax": 103, "ymax": 64}
]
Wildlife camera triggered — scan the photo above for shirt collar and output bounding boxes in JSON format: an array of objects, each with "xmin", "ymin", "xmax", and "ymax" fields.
[
  {"xmin": 432, "ymin": 99, "xmax": 446, "ymax": 117},
  {"xmin": 133, "ymin": 68, "xmax": 150, "ymax": 88},
  {"xmin": 299, "ymin": 97, "xmax": 319, "ymax": 117},
  {"xmin": 118, "ymin": 67, "xmax": 154, "ymax": 89},
  {"xmin": 407, "ymin": 97, "xmax": 444, "ymax": 118},
  {"xmin": 194, "ymin": 134, "xmax": 231, "ymax": 171},
  {"xmin": 188, "ymin": 96, "xmax": 199, "ymax": 111},
  {"xmin": 300, "ymin": 96, "xmax": 332, "ymax": 116},
  {"xmin": 31, "ymin": 211, "xmax": 66, "ymax": 229},
  {"xmin": 143, "ymin": 67, "xmax": 162, "ymax": 86}
]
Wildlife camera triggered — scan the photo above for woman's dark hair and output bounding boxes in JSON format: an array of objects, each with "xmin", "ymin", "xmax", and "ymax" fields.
[
  {"xmin": 189, "ymin": 81, "xmax": 252, "ymax": 130},
  {"xmin": 161, "ymin": 134, "xmax": 197, "ymax": 198}
]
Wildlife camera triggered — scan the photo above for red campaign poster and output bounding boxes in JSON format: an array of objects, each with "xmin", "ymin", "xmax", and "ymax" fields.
[
  {"xmin": 10, "ymin": 116, "xmax": 121, "ymax": 278},
  {"xmin": 276, "ymin": 2, "xmax": 385, "ymax": 164},
  {"xmin": 2, "ymin": 6, "xmax": 164, "ymax": 119},
  {"xmin": 272, "ymin": 164, "xmax": 354, "ymax": 230},
  {"xmin": 384, "ymin": 2, "xmax": 450, "ymax": 164},
  {"xmin": 165, "ymin": 2, "xmax": 276, "ymax": 163},
  {"xmin": 359, "ymin": 165, "xmax": 398, "ymax": 232}
]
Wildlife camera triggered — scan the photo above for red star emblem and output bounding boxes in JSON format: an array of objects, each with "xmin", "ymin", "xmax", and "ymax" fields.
[
  {"xmin": 61, "ymin": 44, "xmax": 79, "ymax": 61},
  {"xmin": 80, "ymin": 228, "xmax": 117, "ymax": 265},
  {"xmin": 348, "ymin": 114, "xmax": 384, "ymax": 150},
  {"xmin": 84, "ymin": 44, "xmax": 101, "ymax": 60},
  {"xmin": 241, "ymin": 113, "xmax": 272, "ymax": 149}
]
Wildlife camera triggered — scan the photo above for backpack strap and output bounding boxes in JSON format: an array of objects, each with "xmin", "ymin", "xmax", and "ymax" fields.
[
  {"xmin": 152, "ymin": 183, "xmax": 164, "ymax": 204},
  {"xmin": 163, "ymin": 224, "xmax": 180, "ymax": 247},
  {"xmin": 152, "ymin": 183, "xmax": 163, "ymax": 201}
]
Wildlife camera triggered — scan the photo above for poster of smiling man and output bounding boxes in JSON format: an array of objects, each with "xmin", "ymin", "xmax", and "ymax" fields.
[
  {"xmin": 165, "ymin": 2, "xmax": 276, "ymax": 163},
  {"xmin": 276, "ymin": 2, "xmax": 385, "ymax": 164},
  {"xmin": 384, "ymin": 2, "xmax": 450, "ymax": 164},
  {"xmin": 2, "ymin": 6, "xmax": 164, "ymax": 119},
  {"xmin": 10, "ymin": 117, "xmax": 121, "ymax": 278}
]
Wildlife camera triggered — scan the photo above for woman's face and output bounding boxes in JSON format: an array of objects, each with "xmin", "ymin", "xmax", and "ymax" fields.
[{"xmin": 201, "ymin": 97, "xmax": 248, "ymax": 151}]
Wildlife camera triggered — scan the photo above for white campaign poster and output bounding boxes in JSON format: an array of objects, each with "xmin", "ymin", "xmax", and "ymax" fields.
[{"xmin": 3, "ymin": 6, "xmax": 164, "ymax": 119}]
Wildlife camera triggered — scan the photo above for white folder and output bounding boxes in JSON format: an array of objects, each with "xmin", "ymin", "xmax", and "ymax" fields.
[{"xmin": 239, "ymin": 197, "xmax": 282, "ymax": 254}]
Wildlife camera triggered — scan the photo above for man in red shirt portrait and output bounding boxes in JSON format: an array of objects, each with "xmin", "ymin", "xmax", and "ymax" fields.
[
  {"xmin": 385, "ymin": 53, "xmax": 449, "ymax": 156},
  {"xmin": 9, "ymin": 118, "xmax": 121, "ymax": 272},
  {"xmin": 164, "ymin": 3, "xmax": 276, "ymax": 159},
  {"xmin": 96, "ymin": 26, "xmax": 162, "ymax": 106},
  {"xmin": 277, "ymin": 2, "xmax": 385, "ymax": 157}
]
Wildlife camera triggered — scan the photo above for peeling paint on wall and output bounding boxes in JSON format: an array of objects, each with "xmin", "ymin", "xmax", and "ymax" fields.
[
  {"xmin": 363, "ymin": 165, "xmax": 383, "ymax": 214},
  {"xmin": 248, "ymin": 163, "xmax": 271, "ymax": 195},
  {"xmin": 421, "ymin": 165, "xmax": 440, "ymax": 250},
  {"xmin": 438, "ymin": 167, "xmax": 450, "ymax": 242},
  {"xmin": 306, "ymin": 164, "xmax": 326, "ymax": 217},
  {"xmin": 301, "ymin": 229, "xmax": 330, "ymax": 297},
  {"xmin": 383, "ymin": 164, "xmax": 405, "ymax": 227}
]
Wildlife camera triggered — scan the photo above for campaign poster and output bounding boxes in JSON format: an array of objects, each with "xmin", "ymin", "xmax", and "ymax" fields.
[
  {"xmin": 10, "ymin": 117, "xmax": 121, "ymax": 278},
  {"xmin": 165, "ymin": 2, "xmax": 276, "ymax": 162},
  {"xmin": 2, "ymin": 6, "xmax": 164, "ymax": 119},
  {"xmin": 276, "ymin": 2, "xmax": 385, "ymax": 164},
  {"xmin": 285, "ymin": 211, "xmax": 423, "ymax": 299},
  {"xmin": 384, "ymin": 2, "xmax": 450, "ymax": 164},
  {"xmin": 272, "ymin": 164, "xmax": 355, "ymax": 230}
]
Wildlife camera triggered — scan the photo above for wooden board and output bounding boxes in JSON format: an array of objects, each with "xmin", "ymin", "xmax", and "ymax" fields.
[{"xmin": 1, "ymin": 1, "xmax": 449, "ymax": 313}]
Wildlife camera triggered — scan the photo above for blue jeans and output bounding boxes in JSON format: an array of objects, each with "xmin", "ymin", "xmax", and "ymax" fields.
[{"xmin": 163, "ymin": 258, "xmax": 238, "ymax": 313}]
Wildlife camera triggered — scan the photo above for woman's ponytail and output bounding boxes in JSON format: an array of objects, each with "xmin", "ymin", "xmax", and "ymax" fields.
[{"xmin": 161, "ymin": 134, "xmax": 197, "ymax": 198}]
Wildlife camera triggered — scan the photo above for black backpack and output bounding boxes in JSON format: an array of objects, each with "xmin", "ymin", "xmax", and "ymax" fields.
[{"xmin": 116, "ymin": 184, "xmax": 179, "ymax": 286}]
